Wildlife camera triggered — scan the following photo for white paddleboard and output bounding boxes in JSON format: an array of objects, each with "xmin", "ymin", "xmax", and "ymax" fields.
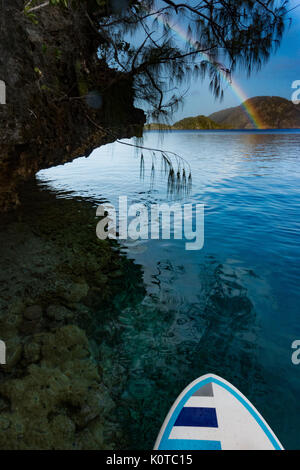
[{"xmin": 154, "ymin": 374, "xmax": 283, "ymax": 450}]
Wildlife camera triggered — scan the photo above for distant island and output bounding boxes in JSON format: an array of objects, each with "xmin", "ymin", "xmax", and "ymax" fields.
[
  {"xmin": 146, "ymin": 115, "xmax": 224, "ymax": 131},
  {"xmin": 145, "ymin": 97, "xmax": 300, "ymax": 130}
]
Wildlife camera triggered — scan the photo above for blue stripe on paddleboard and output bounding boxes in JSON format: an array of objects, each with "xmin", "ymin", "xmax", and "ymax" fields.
[
  {"xmin": 175, "ymin": 407, "xmax": 218, "ymax": 428},
  {"xmin": 159, "ymin": 439, "xmax": 222, "ymax": 451},
  {"xmin": 157, "ymin": 377, "xmax": 282, "ymax": 450}
]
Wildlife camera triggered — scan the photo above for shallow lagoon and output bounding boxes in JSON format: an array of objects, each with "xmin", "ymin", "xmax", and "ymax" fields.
[{"xmin": 38, "ymin": 130, "xmax": 300, "ymax": 449}]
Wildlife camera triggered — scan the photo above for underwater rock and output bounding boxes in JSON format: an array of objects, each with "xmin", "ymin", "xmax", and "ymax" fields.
[
  {"xmin": 59, "ymin": 282, "xmax": 89, "ymax": 305},
  {"xmin": 4, "ymin": 339, "xmax": 23, "ymax": 372},
  {"xmin": 23, "ymin": 341, "xmax": 41, "ymax": 365},
  {"xmin": 46, "ymin": 305, "xmax": 73, "ymax": 322},
  {"xmin": 0, "ymin": 326, "xmax": 110, "ymax": 450},
  {"xmin": 23, "ymin": 305, "xmax": 43, "ymax": 321},
  {"xmin": 0, "ymin": 190, "xmax": 145, "ymax": 449}
]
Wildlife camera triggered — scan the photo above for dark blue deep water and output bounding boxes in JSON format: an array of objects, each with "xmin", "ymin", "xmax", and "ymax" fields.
[{"xmin": 38, "ymin": 130, "xmax": 300, "ymax": 449}]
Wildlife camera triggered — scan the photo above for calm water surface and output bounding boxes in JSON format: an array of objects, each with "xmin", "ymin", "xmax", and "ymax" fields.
[{"xmin": 37, "ymin": 130, "xmax": 300, "ymax": 449}]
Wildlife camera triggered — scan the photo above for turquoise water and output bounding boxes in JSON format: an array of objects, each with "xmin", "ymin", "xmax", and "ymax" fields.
[{"xmin": 37, "ymin": 130, "xmax": 300, "ymax": 449}]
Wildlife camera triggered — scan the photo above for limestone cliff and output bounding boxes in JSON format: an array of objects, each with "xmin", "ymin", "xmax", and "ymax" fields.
[{"xmin": 0, "ymin": 0, "xmax": 145, "ymax": 211}]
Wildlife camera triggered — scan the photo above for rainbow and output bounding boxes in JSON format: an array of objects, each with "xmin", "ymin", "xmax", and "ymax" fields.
[{"xmin": 154, "ymin": 14, "xmax": 265, "ymax": 129}]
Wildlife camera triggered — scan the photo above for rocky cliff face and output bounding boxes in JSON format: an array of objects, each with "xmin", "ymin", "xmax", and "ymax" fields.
[
  {"xmin": 0, "ymin": 2, "xmax": 147, "ymax": 449},
  {"xmin": 0, "ymin": 1, "xmax": 145, "ymax": 212}
]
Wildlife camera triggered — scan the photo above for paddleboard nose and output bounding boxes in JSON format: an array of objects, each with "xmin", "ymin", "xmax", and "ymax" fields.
[{"xmin": 154, "ymin": 374, "xmax": 283, "ymax": 450}]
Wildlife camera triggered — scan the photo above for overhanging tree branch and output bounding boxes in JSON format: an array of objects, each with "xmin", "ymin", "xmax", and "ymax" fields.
[{"xmin": 23, "ymin": 0, "xmax": 289, "ymax": 120}]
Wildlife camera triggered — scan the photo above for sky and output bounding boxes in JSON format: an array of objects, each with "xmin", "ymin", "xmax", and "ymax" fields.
[{"xmin": 170, "ymin": 1, "xmax": 300, "ymax": 121}]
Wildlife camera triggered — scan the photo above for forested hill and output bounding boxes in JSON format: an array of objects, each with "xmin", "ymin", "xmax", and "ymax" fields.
[
  {"xmin": 146, "ymin": 97, "xmax": 300, "ymax": 130},
  {"xmin": 209, "ymin": 97, "xmax": 300, "ymax": 129},
  {"xmin": 172, "ymin": 115, "xmax": 224, "ymax": 130},
  {"xmin": 145, "ymin": 115, "xmax": 224, "ymax": 130}
]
